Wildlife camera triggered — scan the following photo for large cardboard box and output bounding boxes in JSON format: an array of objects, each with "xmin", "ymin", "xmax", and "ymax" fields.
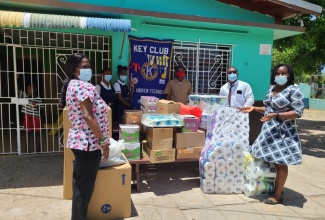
[
  {"xmin": 173, "ymin": 130, "xmax": 206, "ymax": 149},
  {"xmin": 141, "ymin": 105, "xmax": 158, "ymax": 114},
  {"xmin": 63, "ymin": 106, "xmax": 112, "ymax": 156},
  {"xmin": 176, "ymin": 147, "xmax": 203, "ymax": 159},
  {"xmin": 143, "ymin": 141, "xmax": 175, "ymax": 163},
  {"xmin": 87, "ymin": 160, "xmax": 131, "ymax": 220},
  {"xmin": 63, "ymin": 155, "xmax": 74, "ymax": 199},
  {"xmin": 63, "ymin": 155, "xmax": 132, "ymax": 220},
  {"xmin": 123, "ymin": 110, "xmax": 142, "ymax": 125},
  {"xmin": 140, "ymin": 96, "xmax": 159, "ymax": 106},
  {"xmin": 158, "ymin": 99, "xmax": 181, "ymax": 114},
  {"xmin": 146, "ymin": 127, "xmax": 173, "ymax": 150}
]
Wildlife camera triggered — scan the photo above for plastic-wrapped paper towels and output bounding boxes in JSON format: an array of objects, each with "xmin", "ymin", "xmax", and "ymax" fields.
[
  {"xmin": 200, "ymin": 140, "xmax": 246, "ymax": 194},
  {"xmin": 200, "ymin": 107, "xmax": 250, "ymax": 194},
  {"xmin": 243, "ymin": 153, "xmax": 276, "ymax": 197}
]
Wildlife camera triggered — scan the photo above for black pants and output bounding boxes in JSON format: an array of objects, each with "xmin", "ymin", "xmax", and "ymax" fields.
[{"xmin": 71, "ymin": 149, "xmax": 101, "ymax": 220}]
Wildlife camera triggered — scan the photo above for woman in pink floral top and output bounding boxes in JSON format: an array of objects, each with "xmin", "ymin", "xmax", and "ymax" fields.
[{"xmin": 60, "ymin": 53, "xmax": 110, "ymax": 220}]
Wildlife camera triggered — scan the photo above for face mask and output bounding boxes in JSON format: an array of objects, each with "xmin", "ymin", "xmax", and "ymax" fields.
[
  {"xmin": 228, "ymin": 73, "xmax": 237, "ymax": 81},
  {"xmin": 176, "ymin": 71, "xmax": 185, "ymax": 78},
  {"xmin": 104, "ymin": 75, "xmax": 112, "ymax": 82},
  {"xmin": 120, "ymin": 75, "xmax": 128, "ymax": 81},
  {"xmin": 78, "ymin": 68, "xmax": 92, "ymax": 81},
  {"xmin": 274, "ymin": 75, "xmax": 288, "ymax": 85}
]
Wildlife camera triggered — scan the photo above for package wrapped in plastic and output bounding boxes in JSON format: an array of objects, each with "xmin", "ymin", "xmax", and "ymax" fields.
[{"xmin": 141, "ymin": 114, "xmax": 182, "ymax": 127}]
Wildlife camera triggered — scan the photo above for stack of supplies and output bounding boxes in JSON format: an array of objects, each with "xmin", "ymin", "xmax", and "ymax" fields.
[
  {"xmin": 243, "ymin": 154, "xmax": 276, "ymax": 197},
  {"xmin": 200, "ymin": 107, "xmax": 249, "ymax": 194},
  {"xmin": 119, "ymin": 124, "xmax": 141, "ymax": 160},
  {"xmin": 140, "ymin": 96, "xmax": 159, "ymax": 113}
]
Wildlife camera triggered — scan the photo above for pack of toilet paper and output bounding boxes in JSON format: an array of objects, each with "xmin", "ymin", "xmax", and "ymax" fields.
[
  {"xmin": 200, "ymin": 107, "xmax": 249, "ymax": 194},
  {"xmin": 188, "ymin": 95, "xmax": 227, "ymax": 114},
  {"xmin": 243, "ymin": 153, "xmax": 276, "ymax": 197}
]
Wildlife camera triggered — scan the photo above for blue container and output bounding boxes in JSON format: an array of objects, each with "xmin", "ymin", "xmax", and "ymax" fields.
[{"xmin": 303, "ymin": 98, "xmax": 309, "ymax": 109}]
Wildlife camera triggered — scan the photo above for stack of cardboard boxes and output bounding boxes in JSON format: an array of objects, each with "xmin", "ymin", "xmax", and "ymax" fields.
[
  {"xmin": 141, "ymin": 96, "xmax": 159, "ymax": 113},
  {"xmin": 63, "ymin": 107, "xmax": 131, "ymax": 220},
  {"xmin": 142, "ymin": 99, "xmax": 205, "ymax": 162},
  {"xmin": 143, "ymin": 127, "xmax": 175, "ymax": 163},
  {"xmin": 119, "ymin": 124, "xmax": 141, "ymax": 160}
]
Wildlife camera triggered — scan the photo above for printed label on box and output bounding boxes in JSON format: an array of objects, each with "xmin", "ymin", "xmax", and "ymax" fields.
[
  {"xmin": 101, "ymin": 204, "xmax": 112, "ymax": 214},
  {"xmin": 179, "ymin": 148, "xmax": 194, "ymax": 154}
]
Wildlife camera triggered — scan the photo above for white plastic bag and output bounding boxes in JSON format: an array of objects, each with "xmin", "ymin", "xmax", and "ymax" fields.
[{"xmin": 100, "ymin": 138, "xmax": 126, "ymax": 167}]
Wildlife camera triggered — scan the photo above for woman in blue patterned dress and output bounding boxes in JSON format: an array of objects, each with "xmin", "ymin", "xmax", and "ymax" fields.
[{"xmin": 241, "ymin": 64, "xmax": 304, "ymax": 205}]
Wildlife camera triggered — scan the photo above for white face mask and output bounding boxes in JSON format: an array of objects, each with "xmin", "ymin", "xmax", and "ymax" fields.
[
  {"xmin": 78, "ymin": 68, "xmax": 92, "ymax": 81},
  {"xmin": 228, "ymin": 73, "xmax": 238, "ymax": 81},
  {"xmin": 120, "ymin": 75, "xmax": 127, "ymax": 81},
  {"xmin": 274, "ymin": 75, "xmax": 288, "ymax": 85},
  {"xmin": 104, "ymin": 75, "xmax": 112, "ymax": 82}
]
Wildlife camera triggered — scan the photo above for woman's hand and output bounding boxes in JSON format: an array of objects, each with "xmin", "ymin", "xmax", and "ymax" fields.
[
  {"xmin": 260, "ymin": 113, "xmax": 277, "ymax": 122},
  {"xmin": 129, "ymin": 81, "xmax": 134, "ymax": 89},
  {"xmin": 101, "ymin": 144, "xmax": 109, "ymax": 161},
  {"xmin": 239, "ymin": 106, "xmax": 255, "ymax": 113}
]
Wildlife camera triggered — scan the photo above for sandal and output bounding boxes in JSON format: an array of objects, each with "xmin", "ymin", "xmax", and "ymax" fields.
[
  {"xmin": 263, "ymin": 197, "xmax": 283, "ymax": 205},
  {"xmin": 268, "ymin": 191, "xmax": 284, "ymax": 196}
]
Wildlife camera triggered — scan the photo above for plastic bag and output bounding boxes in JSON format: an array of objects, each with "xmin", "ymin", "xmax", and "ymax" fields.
[
  {"xmin": 100, "ymin": 138, "xmax": 126, "ymax": 167},
  {"xmin": 180, "ymin": 103, "xmax": 203, "ymax": 121}
]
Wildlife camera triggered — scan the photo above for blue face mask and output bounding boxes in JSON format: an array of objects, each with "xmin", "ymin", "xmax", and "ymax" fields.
[
  {"xmin": 274, "ymin": 76, "xmax": 288, "ymax": 85},
  {"xmin": 228, "ymin": 73, "xmax": 238, "ymax": 82},
  {"xmin": 104, "ymin": 75, "xmax": 112, "ymax": 82},
  {"xmin": 120, "ymin": 75, "xmax": 128, "ymax": 82},
  {"xmin": 78, "ymin": 68, "xmax": 92, "ymax": 81}
]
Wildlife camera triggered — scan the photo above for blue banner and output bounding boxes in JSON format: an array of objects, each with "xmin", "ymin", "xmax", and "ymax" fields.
[{"xmin": 129, "ymin": 36, "xmax": 174, "ymax": 109}]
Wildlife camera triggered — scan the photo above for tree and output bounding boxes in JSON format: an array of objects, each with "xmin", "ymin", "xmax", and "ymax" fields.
[{"xmin": 273, "ymin": 0, "xmax": 325, "ymax": 90}]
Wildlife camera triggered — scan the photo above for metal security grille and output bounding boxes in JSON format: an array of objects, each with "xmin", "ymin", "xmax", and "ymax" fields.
[
  {"xmin": 172, "ymin": 41, "xmax": 233, "ymax": 94},
  {"xmin": 0, "ymin": 28, "xmax": 111, "ymax": 154}
]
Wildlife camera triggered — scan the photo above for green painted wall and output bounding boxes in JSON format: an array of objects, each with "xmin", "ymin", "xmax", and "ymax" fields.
[
  {"xmin": 21, "ymin": 21, "xmax": 273, "ymax": 100},
  {"xmin": 1, "ymin": 0, "xmax": 276, "ymax": 100},
  {"xmin": 61, "ymin": 0, "xmax": 274, "ymax": 23}
]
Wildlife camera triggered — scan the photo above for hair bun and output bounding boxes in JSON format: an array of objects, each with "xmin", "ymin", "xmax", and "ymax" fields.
[{"xmin": 117, "ymin": 65, "xmax": 127, "ymax": 70}]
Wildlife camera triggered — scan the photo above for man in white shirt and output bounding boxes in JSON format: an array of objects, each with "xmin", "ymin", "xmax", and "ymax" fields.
[{"xmin": 219, "ymin": 66, "xmax": 254, "ymax": 108}]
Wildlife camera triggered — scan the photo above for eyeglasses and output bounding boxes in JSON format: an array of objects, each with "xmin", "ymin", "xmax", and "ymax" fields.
[{"xmin": 227, "ymin": 71, "xmax": 237, "ymax": 74}]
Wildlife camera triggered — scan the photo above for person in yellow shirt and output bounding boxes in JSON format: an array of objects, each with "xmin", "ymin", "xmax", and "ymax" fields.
[{"xmin": 164, "ymin": 66, "xmax": 192, "ymax": 104}]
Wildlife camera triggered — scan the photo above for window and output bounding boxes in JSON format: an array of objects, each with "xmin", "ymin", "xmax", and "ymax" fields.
[{"xmin": 172, "ymin": 41, "xmax": 233, "ymax": 94}]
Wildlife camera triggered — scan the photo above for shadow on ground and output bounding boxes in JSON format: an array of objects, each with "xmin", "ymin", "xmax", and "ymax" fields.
[
  {"xmin": 0, "ymin": 154, "xmax": 63, "ymax": 190},
  {"xmin": 298, "ymin": 119, "xmax": 325, "ymax": 158},
  {"xmin": 132, "ymin": 161, "xmax": 200, "ymax": 196},
  {"xmin": 249, "ymin": 187, "xmax": 307, "ymax": 208}
]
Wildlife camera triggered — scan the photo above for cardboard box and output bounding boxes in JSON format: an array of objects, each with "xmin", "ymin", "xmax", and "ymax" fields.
[
  {"xmin": 146, "ymin": 127, "xmax": 173, "ymax": 150},
  {"xmin": 119, "ymin": 124, "xmax": 139, "ymax": 143},
  {"xmin": 143, "ymin": 141, "xmax": 175, "ymax": 163},
  {"xmin": 121, "ymin": 142, "xmax": 141, "ymax": 160},
  {"xmin": 158, "ymin": 99, "xmax": 181, "ymax": 114},
  {"xmin": 140, "ymin": 96, "xmax": 159, "ymax": 106},
  {"xmin": 176, "ymin": 114, "xmax": 199, "ymax": 132},
  {"xmin": 63, "ymin": 106, "xmax": 112, "ymax": 156},
  {"xmin": 173, "ymin": 130, "xmax": 206, "ymax": 149},
  {"xmin": 63, "ymin": 155, "xmax": 74, "ymax": 199},
  {"xmin": 123, "ymin": 110, "xmax": 142, "ymax": 125},
  {"xmin": 87, "ymin": 160, "xmax": 131, "ymax": 220},
  {"xmin": 63, "ymin": 155, "xmax": 132, "ymax": 220},
  {"xmin": 176, "ymin": 147, "xmax": 203, "ymax": 159},
  {"xmin": 141, "ymin": 105, "xmax": 158, "ymax": 113}
]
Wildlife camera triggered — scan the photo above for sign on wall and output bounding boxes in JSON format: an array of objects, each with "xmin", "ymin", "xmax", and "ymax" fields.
[{"xmin": 128, "ymin": 36, "xmax": 174, "ymax": 109}]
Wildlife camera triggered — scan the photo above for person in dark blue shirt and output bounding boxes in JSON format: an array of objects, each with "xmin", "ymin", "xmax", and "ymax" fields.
[
  {"xmin": 113, "ymin": 65, "xmax": 134, "ymax": 121},
  {"xmin": 96, "ymin": 68, "xmax": 116, "ymax": 106}
]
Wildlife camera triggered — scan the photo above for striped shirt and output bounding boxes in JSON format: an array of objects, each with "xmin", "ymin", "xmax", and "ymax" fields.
[{"xmin": 19, "ymin": 91, "xmax": 42, "ymax": 116}]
